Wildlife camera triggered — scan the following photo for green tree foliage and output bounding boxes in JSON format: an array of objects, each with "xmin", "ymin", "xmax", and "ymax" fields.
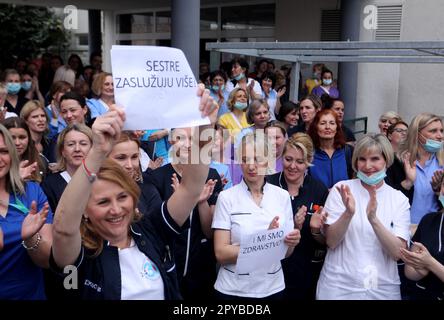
[{"xmin": 0, "ymin": 4, "xmax": 70, "ymax": 68}]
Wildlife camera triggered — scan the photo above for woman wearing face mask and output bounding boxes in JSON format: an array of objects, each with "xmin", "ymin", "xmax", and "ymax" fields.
[
  {"xmin": 398, "ymin": 113, "xmax": 444, "ymax": 230},
  {"xmin": 311, "ymin": 68, "xmax": 339, "ymax": 99},
  {"xmin": 3, "ymin": 69, "xmax": 29, "ymax": 116},
  {"xmin": 400, "ymin": 174, "xmax": 444, "ymax": 300},
  {"xmin": 217, "ymin": 88, "xmax": 251, "ymax": 141},
  {"xmin": 304, "ymin": 63, "xmax": 324, "ymax": 95},
  {"xmin": 0, "ymin": 84, "xmax": 21, "ymax": 121},
  {"xmin": 225, "ymin": 58, "xmax": 262, "ymax": 99},
  {"xmin": 209, "ymin": 70, "xmax": 230, "ymax": 117},
  {"xmin": 20, "ymin": 71, "xmax": 45, "ymax": 107},
  {"xmin": 317, "ymin": 134, "xmax": 410, "ymax": 300}
]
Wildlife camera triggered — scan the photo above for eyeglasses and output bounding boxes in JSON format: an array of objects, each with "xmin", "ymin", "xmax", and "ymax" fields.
[{"xmin": 393, "ymin": 128, "xmax": 407, "ymax": 134}]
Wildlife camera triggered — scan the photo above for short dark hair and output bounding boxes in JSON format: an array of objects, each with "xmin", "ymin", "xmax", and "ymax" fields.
[
  {"xmin": 60, "ymin": 91, "xmax": 86, "ymax": 107},
  {"xmin": 277, "ymin": 101, "xmax": 298, "ymax": 122},
  {"xmin": 259, "ymin": 71, "xmax": 276, "ymax": 89},
  {"xmin": 231, "ymin": 57, "xmax": 249, "ymax": 75},
  {"xmin": 209, "ymin": 70, "xmax": 228, "ymax": 83}
]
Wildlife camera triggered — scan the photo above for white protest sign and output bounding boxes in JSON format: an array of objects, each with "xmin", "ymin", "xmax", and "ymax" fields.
[
  {"xmin": 111, "ymin": 45, "xmax": 210, "ymax": 130},
  {"xmin": 235, "ymin": 226, "xmax": 289, "ymax": 275}
]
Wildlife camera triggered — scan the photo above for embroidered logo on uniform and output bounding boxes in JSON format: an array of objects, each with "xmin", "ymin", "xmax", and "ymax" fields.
[{"xmin": 141, "ymin": 258, "xmax": 160, "ymax": 280}]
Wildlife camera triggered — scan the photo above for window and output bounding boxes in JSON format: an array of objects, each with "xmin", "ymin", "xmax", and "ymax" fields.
[
  {"xmin": 375, "ymin": 5, "xmax": 402, "ymax": 40},
  {"xmin": 77, "ymin": 34, "xmax": 88, "ymax": 46},
  {"xmin": 156, "ymin": 11, "xmax": 171, "ymax": 33},
  {"xmin": 221, "ymin": 4, "xmax": 275, "ymax": 30},
  {"xmin": 321, "ymin": 10, "xmax": 341, "ymax": 41},
  {"xmin": 116, "ymin": 13, "xmax": 154, "ymax": 34},
  {"xmin": 201, "ymin": 7, "xmax": 218, "ymax": 31}
]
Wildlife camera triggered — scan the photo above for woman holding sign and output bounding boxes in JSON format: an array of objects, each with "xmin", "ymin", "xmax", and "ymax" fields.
[
  {"xmin": 50, "ymin": 86, "xmax": 218, "ymax": 300},
  {"xmin": 212, "ymin": 132, "xmax": 301, "ymax": 300}
]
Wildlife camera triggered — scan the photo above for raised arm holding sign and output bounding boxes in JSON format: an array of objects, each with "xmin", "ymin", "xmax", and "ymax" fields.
[{"xmin": 111, "ymin": 45, "xmax": 210, "ymax": 130}]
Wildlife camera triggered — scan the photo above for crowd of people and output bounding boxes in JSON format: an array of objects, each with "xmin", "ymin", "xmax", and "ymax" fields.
[{"xmin": 0, "ymin": 53, "xmax": 443, "ymax": 301}]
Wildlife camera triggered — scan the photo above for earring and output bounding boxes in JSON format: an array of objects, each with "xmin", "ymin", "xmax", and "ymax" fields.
[{"xmin": 83, "ymin": 215, "xmax": 89, "ymax": 222}]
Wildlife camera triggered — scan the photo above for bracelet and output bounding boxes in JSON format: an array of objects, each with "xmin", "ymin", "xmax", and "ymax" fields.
[
  {"xmin": 82, "ymin": 159, "xmax": 97, "ymax": 183},
  {"xmin": 22, "ymin": 232, "xmax": 41, "ymax": 251}
]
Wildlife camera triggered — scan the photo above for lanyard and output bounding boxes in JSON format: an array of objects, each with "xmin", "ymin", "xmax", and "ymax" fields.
[
  {"xmin": 229, "ymin": 112, "xmax": 243, "ymax": 129},
  {"xmin": 9, "ymin": 196, "xmax": 29, "ymax": 216}
]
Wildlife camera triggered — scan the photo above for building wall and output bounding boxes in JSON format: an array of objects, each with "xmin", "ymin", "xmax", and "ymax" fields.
[
  {"xmin": 275, "ymin": 0, "xmax": 339, "ymax": 41},
  {"xmin": 52, "ymin": 7, "xmax": 90, "ymax": 64},
  {"xmin": 275, "ymin": 0, "xmax": 340, "ymax": 88},
  {"xmin": 355, "ymin": 0, "xmax": 444, "ymax": 132},
  {"xmin": 397, "ymin": 0, "xmax": 444, "ymax": 122},
  {"xmin": 356, "ymin": 0, "xmax": 401, "ymax": 133}
]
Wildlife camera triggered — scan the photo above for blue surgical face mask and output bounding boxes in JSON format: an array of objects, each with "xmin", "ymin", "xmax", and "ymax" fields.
[
  {"xmin": 357, "ymin": 168, "xmax": 387, "ymax": 186},
  {"xmin": 21, "ymin": 81, "xmax": 32, "ymax": 91},
  {"xmin": 234, "ymin": 101, "xmax": 248, "ymax": 110},
  {"xmin": 7, "ymin": 82, "xmax": 21, "ymax": 95},
  {"xmin": 439, "ymin": 194, "xmax": 444, "ymax": 208},
  {"xmin": 212, "ymin": 84, "xmax": 225, "ymax": 92},
  {"xmin": 313, "ymin": 72, "xmax": 320, "ymax": 79},
  {"xmin": 423, "ymin": 138, "xmax": 443, "ymax": 153},
  {"xmin": 322, "ymin": 78, "xmax": 333, "ymax": 86},
  {"xmin": 233, "ymin": 73, "xmax": 245, "ymax": 81}
]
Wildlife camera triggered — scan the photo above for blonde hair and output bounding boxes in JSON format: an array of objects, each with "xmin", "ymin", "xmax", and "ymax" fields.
[
  {"xmin": 379, "ymin": 111, "xmax": 402, "ymax": 122},
  {"xmin": 53, "ymin": 65, "xmax": 76, "ymax": 86},
  {"xmin": 81, "ymin": 159, "xmax": 141, "ymax": 257},
  {"xmin": 20, "ymin": 100, "xmax": 49, "ymax": 124},
  {"xmin": 0, "ymin": 83, "xmax": 7, "ymax": 96},
  {"xmin": 0, "ymin": 125, "xmax": 25, "ymax": 194},
  {"xmin": 91, "ymin": 72, "xmax": 112, "ymax": 97},
  {"xmin": 399, "ymin": 113, "xmax": 444, "ymax": 166},
  {"xmin": 246, "ymin": 99, "xmax": 269, "ymax": 124},
  {"xmin": 55, "ymin": 124, "xmax": 93, "ymax": 172},
  {"xmin": 352, "ymin": 133, "xmax": 394, "ymax": 173},
  {"xmin": 227, "ymin": 88, "xmax": 248, "ymax": 112},
  {"xmin": 111, "ymin": 131, "xmax": 142, "ymax": 182},
  {"xmin": 236, "ymin": 131, "xmax": 270, "ymax": 169},
  {"xmin": 283, "ymin": 132, "xmax": 314, "ymax": 166}
]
